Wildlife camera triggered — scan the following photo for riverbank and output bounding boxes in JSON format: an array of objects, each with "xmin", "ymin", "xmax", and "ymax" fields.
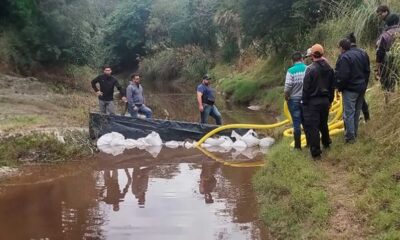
[{"xmin": 254, "ymin": 88, "xmax": 400, "ymax": 239}]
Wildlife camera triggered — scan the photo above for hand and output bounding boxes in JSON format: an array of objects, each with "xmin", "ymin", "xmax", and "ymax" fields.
[
  {"xmin": 121, "ymin": 96, "xmax": 127, "ymax": 102},
  {"xmin": 133, "ymin": 106, "xmax": 139, "ymax": 111},
  {"xmin": 199, "ymin": 105, "xmax": 204, "ymax": 112},
  {"xmin": 96, "ymin": 91, "xmax": 103, "ymax": 96}
]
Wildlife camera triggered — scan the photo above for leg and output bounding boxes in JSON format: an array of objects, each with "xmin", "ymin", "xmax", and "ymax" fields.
[
  {"xmin": 354, "ymin": 93, "xmax": 364, "ymax": 137},
  {"xmin": 342, "ymin": 90, "xmax": 357, "ymax": 141},
  {"xmin": 288, "ymin": 99, "xmax": 302, "ymax": 149},
  {"xmin": 319, "ymin": 101, "xmax": 331, "ymax": 147},
  {"xmin": 99, "ymin": 100, "xmax": 107, "ymax": 114},
  {"xmin": 361, "ymin": 99, "xmax": 370, "ymax": 121},
  {"xmin": 200, "ymin": 104, "xmax": 212, "ymax": 124},
  {"xmin": 303, "ymin": 103, "xmax": 322, "ymax": 158},
  {"xmin": 138, "ymin": 105, "xmax": 153, "ymax": 119},
  {"xmin": 209, "ymin": 105, "xmax": 222, "ymax": 125},
  {"xmin": 106, "ymin": 101, "xmax": 116, "ymax": 115}
]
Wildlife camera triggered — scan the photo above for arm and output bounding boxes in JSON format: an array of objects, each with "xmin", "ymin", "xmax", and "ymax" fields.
[
  {"xmin": 114, "ymin": 77, "xmax": 126, "ymax": 102},
  {"xmin": 283, "ymin": 71, "xmax": 293, "ymax": 101},
  {"xmin": 197, "ymin": 91, "xmax": 204, "ymax": 112},
  {"xmin": 376, "ymin": 37, "xmax": 387, "ymax": 77},
  {"xmin": 335, "ymin": 56, "xmax": 351, "ymax": 91},
  {"xmin": 126, "ymin": 85, "xmax": 133, "ymax": 105},
  {"xmin": 365, "ymin": 52, "xmax": 371, "ymax": 85},
  {"xmin": 329, "ymin": 69, "xmax": 335, "ymax": 104},
  {"xmin": 91, "ymin": 75, "xmax": 101, "ymax": 94},
  {"xmin": 302, "ymin": 68, "xmax": 312, "ymax": 105}
]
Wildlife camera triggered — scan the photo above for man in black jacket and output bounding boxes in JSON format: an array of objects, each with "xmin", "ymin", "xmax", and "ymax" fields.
[
  {"xmin": 91, "ymin": 65, "xmax": 126, "ymax": 115},
  {"xmin": 302, "ymin": 44, "xmax": 335, "ymax": 159},
  {"xmin": 336, "ymin": 38, "xmax": 370, "ymax": 143}
]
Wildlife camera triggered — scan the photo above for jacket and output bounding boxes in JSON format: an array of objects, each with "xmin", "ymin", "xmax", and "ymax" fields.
[
  {"xmin": 335, "ymin": 46, "xmax": 370, "ymax": 93},
  {"xmin": 302, "ymin": 59, "xmax": 335, "ymax": 105}
]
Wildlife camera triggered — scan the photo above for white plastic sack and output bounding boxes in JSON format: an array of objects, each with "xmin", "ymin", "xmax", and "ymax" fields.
[
  {"xmin": 124, "ymin": 139, "xmax": 139, "ymax": 149},
  {"xmin": 98, "ymin": 144, "xmax": 126, "ymax": 156},
  {"xmin": 241, "ymin": 130, "xmax": 260, "ymax": 147},
  {"xmin": 240, "ymin": 147, "xmax": 261, "ymax": 159},
  {"xmin": 165, "ymin": 141, "xmax": 180, "ymax": 148},
  {"xmin": 201, "ymin": 143, "xmax": 212, "ymax": 148},
  {"xmin": 204, "ymin": 137, "xmax": 225, "ymax": 146},
  {"xmin": 231, "ymin": 130, "xmax": 242, "ymax": 141},
  {"xmin": 232, "ymin": 140, "xmax": 247, "ymax": 150},
  {"xmin": 144, "ymin": 131, "xmax": 163, "ymax": 146},
  {"xmin": 97, "ymin": 132, "xmax": 125, "ymax": 147},
  {"xmin": 136, "ymin": 137, "xmax": 151, "ymax": 147},
  {"xmin": 145, "ymin": 145, "xmax": 162, "ymax": 158},
  {"xmin": 184, "ymin": 141, "xmax": 194, "ymax": 149},
  {"xmin": 259, "ymin": 137, "xmax": 275, "ymax": 148}
]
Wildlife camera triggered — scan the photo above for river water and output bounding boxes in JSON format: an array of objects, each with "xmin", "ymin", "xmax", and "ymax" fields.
[{"xmin": 0, "ymin": 92, "xmax": 276, "ymax": 240}]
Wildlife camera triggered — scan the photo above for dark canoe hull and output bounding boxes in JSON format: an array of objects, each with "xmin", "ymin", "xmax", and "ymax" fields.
[{"xmin": 89, "ymin": 112, "xmax": 247, "ymax": 141}]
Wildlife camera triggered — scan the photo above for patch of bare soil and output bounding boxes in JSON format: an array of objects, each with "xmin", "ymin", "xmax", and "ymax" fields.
[
  {"xmin": 319, "ymin": 160, "xmax": 369, "ymax": 240},
  {"xmin": 0, "ymin": 73, "xmax": 96, "ymax": 134}
]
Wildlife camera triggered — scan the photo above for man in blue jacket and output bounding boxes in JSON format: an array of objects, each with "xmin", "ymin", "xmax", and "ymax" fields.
[{"xmin": 336, "ymin": 38, "xmax": 370, "ymax": 143}]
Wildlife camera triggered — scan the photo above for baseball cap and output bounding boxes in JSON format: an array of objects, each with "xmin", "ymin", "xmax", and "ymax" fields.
[
  {"xmin": 202, "ymin": 74, "xmax": 212, "ymax": 80},
  {"xmin": 311, "ymin": 44, "xmax": 324, "ymax": 56},
  {"xmin": 305, "ymin": 48, "xmax": 312, "ymax": 57}
]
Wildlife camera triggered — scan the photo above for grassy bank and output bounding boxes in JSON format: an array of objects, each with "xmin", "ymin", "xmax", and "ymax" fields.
[
  {"xmin": 0, "ymin": 131, "xmax": 94, "ymax": 167},
  {"xmin": 255, "ymin": 88, "xmax": 400, "ymax": 239}
]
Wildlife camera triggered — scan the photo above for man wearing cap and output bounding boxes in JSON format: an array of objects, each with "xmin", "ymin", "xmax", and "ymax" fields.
[
  {"xmin": 302, "ymin": 44, "xmax": 335, "ymax": 159},
  {"xmin": 336, "ymin": 38, "xmax": 370, "ymax": 143},
  {"xmin": 197, "ymin": 75, "xmax": 222, "ymax": 125},
  {"xmin": 284, "ymin": 51, "xmax": 307, "ymax": 149}
]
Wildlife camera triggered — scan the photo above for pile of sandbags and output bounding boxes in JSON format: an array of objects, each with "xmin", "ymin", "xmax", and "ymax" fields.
[{"xmin": 96, "ymin": 129, "xmax": 275, "ymax": 157}]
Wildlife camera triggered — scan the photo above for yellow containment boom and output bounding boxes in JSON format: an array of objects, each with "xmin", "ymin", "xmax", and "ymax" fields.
[{"xmin": 195, "ymin": 91, "xmax": 344, "ymax": 148}]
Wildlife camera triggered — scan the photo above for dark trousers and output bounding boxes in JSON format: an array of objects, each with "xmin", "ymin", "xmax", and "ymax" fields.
[
  {"xmin": 302, "ymin": 97, "xmax": 331, "ymax": 157},
  {"xmin": 362, "ymin": 99, "xmax": 369, "ymax": 121}
]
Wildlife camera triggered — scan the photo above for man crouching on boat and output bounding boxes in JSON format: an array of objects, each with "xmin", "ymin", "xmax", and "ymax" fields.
[
  {"xmin": 126, "ymin": 73, "xmax": 152, "ymax": 119},
  {"xmin": 197, "ymin": 74, "xmax": 222, "ymax": 125}
]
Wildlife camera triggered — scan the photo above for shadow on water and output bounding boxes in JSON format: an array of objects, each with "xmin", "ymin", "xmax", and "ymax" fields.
[{"xmin": 0, "ymin": 147, "xmax": 271, "ymax": 240}]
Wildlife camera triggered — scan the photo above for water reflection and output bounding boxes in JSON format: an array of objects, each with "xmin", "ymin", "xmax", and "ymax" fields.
[{"xmin": 0, "ymin": 149, "xmax": 270, "ymax": 240}]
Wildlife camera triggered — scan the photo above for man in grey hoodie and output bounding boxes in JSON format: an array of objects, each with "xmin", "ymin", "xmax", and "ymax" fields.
[{"xmin": 126, "ymin": 74, "xmax": 152, "ymax": 119}]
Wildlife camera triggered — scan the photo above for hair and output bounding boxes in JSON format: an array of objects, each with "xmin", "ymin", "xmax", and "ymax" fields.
[
  {"xmin": 339, "ymin": 38, "xmax": 352, "ymax": 51},
  {"xmin": 346, "ymin": 32, "xmax": 357, "ymax": 44},
  {"xmin": 291, "ymin": 51, "xmax": 303, "ymax": 62},
  {"xmin": 386, "ymin": 14, "xmax": 400, "ymax": 27},
  {"xmin": 102, "ymin": 65, "xmax": 111, "ymax": 70},
  {"xmin": 130, "ymin": 73, "xmax": 140, "ymax": 80},
  {"xmin": 376, "ymin": 5, "xmax": 390, "ymax": 14},
  {"xmin": 312, "ymin": 52, "xmax": 323, "ymax": 58}
]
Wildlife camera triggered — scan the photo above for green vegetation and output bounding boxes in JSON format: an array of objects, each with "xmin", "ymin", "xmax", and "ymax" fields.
[
  {"xmin": 254, "ymin": 139, "xmax": 330, "ymax": 239},
  {"xmin": 0, "ymin": 115, "xmax": 45, "ymax": 132},
  {"xmin": 0, "ymin": 132, "xmax": 93, "ymax": 167}
]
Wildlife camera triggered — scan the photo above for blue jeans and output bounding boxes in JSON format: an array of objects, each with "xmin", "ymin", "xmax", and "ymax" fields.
[
  {"xmin": 342, "ymin": 90, "xmax": 364, "ymax": 141},
  {"xmin": 287, "ymin": 98, "xmax": 302, "ymax": 136},
  {"xmin": 200, "ymin": 104, "xmax": 222, "ymax": 125},
  {"xmin": 128, "ymin": 104, "xmax": 152, "ymax": 119}
]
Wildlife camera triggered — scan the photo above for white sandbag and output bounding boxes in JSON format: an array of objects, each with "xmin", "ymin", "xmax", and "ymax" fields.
[
  {"xmin": 231, "ymin": 130, "xmax": 243, "ymax": 141},
  {"xmin": 201, "ymin": 143, "xmax": 212, "ymax": 148},
  {"xmin": 145, "ymin": 145, "xmax": 162, "ymax": 158},
  {"xmin": 220, "ymin": 136, "xmax": 233, "ymax": 151},
  {"xmin": 136, "ymin": 137, "xmax": 150, "ymax": 147},
  {"xmin": 184, "ymin": 141, "xmax": 194, "ymax": 149},
  {"xmin": 259, "ymin": 137, "xmax": 275, "ymax": 148},
  {"xmin": 124, "ymin": 139, "xmax": 139, "ymax": 149},
  {"xmin": 165, "ymin": 141, "xmax": 180, "ymax": 148},
  {"xmin": 205, "ymin": 146, "xmax": 227, "ymax": 153},
  {"xmin": 241, "ymin": 129, "xmax": 260, "ymax": 147},
  {"xmin": 98, "ymin": 144, "xmax": 126, "ymax": 156},
  {"xmin": 240, "ymin": 147, "xmax": 261, "ymax": 159},
  {"xmin": 232, "ymin": 139, "xmax": 247, "ymax": 150},
  {"xmin": 97, "ymin": 132, "xmax": 125, "ymax": 147},
  {"xmin": 204, "ymin": 137, "xmax": 225, "ymax": 146},
  {"xmin": 144, "ymin": 131, "xmax": 163, "ymax": 146}
]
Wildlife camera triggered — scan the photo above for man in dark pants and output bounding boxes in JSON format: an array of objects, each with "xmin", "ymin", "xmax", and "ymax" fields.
[
  {"xmin": 346, "ymin": 33, "xmax": 371, "ymax": 122},
  {"xmin": 91, "ymin": 65, "xmax": 126, "ymax": 115},
  {"xmin": 302, "ymin": 44, "xmax": 335, "ymax": 159},
  {"xmin": 336, "ymin": 38, "xmax": 370, "ymax": 143}
]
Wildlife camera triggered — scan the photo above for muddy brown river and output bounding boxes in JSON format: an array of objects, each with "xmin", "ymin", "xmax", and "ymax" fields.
[{"xmin": 0, "ymin": 92, "xmax": 276, "ymax": 240}]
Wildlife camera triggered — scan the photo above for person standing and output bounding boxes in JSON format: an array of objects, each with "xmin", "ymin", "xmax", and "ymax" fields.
[
  {"xmin": 197, "ymin": 75, "xmax": 222, "ymax": 125},
  {"xmin": 376, "ymin": 14, "xmax": 400, "ymax": 99},
  {"xmin": 91, "ymin": 65, "xmax": 126, "ymax": 115},
  {"xmin": 302, "ymin": 44, "xmax": 335, "ymax": 159},
  {"xmin": 284, "ymin": 51, "xmax": 307, "ymax": 149},
  {"xmin": 347, "ymin": 32, "xmax": 371, "ymax": 122},
  {"xmin": 376, "ymin": 5, "xmax": 398, "ymax": 32},
  {"xmin": 126, "ymin": 74, "xmax": 153, "ymax": 119},
  {"xmin": 336, "ymin": 38, "xmax": 370, "ymax": 143}
]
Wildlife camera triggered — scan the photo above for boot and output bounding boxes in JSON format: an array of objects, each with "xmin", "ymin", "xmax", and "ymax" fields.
[{"xmin": 294, "ymin": 133, "xmax": 302, "ymax": 150}]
